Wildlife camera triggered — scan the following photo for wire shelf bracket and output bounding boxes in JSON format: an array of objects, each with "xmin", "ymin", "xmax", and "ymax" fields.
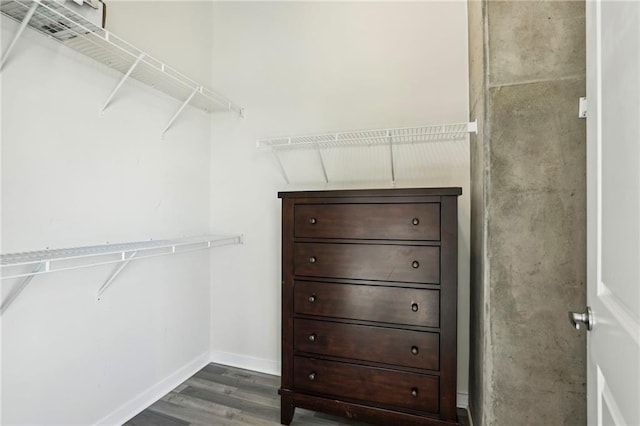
[
  {"xmin": 161, "ymin": 86, "xmax": 200, "ymax": 138},
  {"xmin": 256, "ymin": 121, "xmax": 478, "ymax": 184},
  {"xmin": 0, "ymin": 0, "xmax": 37, "ymax": 70},
  {"xmin": 0, "ymin": 234, "xmax": 243, "ymax": 314},
  {"xmin": 96, "ymin": 250, "xmax": 137, "ymax": 298},
  {"xmin": 100, "ymin": 52, "xmax": 145, "ymax": 114},
  {"xmin": 0, "ymin": 261, "xmax": 43, "ymax": 315},
  {"xmin": 0, "ymin": 0, "xmax": 244, "ymax": 135}
]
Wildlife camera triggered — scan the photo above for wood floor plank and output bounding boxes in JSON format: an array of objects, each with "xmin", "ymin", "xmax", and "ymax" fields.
[
  {"xmin": 180, "ymin": 385, "xmax": 281, "ymax": 422},
  {"xmin": 150, "ymin": 399, "xmax": 255, "ymax": 426},
  {"xmin": 164, "ymin": 390, "xmax": 281, "ymax": 426},
  {"xmin": 183, "ymin": 376, "xmax": 237, "ymax": 395},
  {"xmin": 124, "ymin": 408, "xmax": 190, "ymax": 426},
  {"xmin": 193, "ymin": 369, "xmax": 277, "ymax": 398},
  {"xmin": 221, "ymin": 366, "xmax": 281, "ymax": 388},
  {"xmin": 162, "ymin": 391, "xmax": 241, "ymax": 418},
  {"xmin": 183, "ymin": 376, "xmax": 279, "ymax": 409}
]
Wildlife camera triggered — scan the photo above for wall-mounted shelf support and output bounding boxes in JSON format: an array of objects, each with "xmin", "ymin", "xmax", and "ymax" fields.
[
  {"xmin": 96, "ymin": 251, "xmax": 137, "ymax": 298},
  {"xmin": 0, "ymin": 261, "xmax": 43, "ymax": 315},
  {"xmin": 387, "ymin": 130, "xmax": 396, "ymax": 185},
  {"xmin": 315, "ymin": 143, "xmax": 328, "ymax": 183},
  {"xmin": 0, "ymin": 0, "xmax": 38, "ymax": 70},
  {"xmin": 0, "ymin": 234, "xmax": 243, "ymax": 314},
  {"xmin": 161, "ymin": 86, "xmax": 200, "ymax": 138},
  {"xmin": 100, "ymin": 53, "xmax": 145, "ymax": 113},
  {"xmin": 273, "ymin": 151, "xmax": 290, "ymax": 184},
  {"xmin": 257, "ymin": 121, "xmax": 478, "ymax": 184}
]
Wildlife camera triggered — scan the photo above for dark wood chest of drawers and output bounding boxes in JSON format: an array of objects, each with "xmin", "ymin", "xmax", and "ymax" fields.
[{"xmin": 278, "ymin": 188, "xmax": 461, "ymax": 426}]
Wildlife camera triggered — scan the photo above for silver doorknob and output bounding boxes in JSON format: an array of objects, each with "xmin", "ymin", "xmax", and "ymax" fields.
[{"xmin": 568, "ymin": 306, "xmax": 593, "ymax": 330}]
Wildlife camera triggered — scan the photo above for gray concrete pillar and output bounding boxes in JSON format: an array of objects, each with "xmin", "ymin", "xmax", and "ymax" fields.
[{"xmin": 468, "ymin": 2, "xmax": 586, "ymax": 424}]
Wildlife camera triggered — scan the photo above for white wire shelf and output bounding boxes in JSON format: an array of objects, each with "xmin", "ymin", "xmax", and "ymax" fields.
[
  {"xmin": 0, "ymin": 0, "xmax": 243, "ymax": 134},
  {"xmin": 0, "ymin": 234, "xmax": 243, "ymax": 313},
  {"xmin": 1, "ymin": 234, "xmax": 243, "ymax": 277},
  {"xmin": 256, "ymin": 121, "xmax": 477, "ymax": 184},
  {"xmin": 257, "ymin": 122, "xmax": 477, "ymax": 150}
]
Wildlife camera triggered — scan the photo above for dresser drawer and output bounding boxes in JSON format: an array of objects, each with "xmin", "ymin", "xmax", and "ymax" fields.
[
  {"xmin": 294, "ymin": 281, "xmax": 440, "ymax": 328},
  {"xmin": 294, "ymin": 243, "xmax": 440, "ymax": 284},
  {"xmin": 294, "ymin": 319, "xmax": 439, "ymax": 370},
  {"xmin": 294, "ymin": 203, "xmax": 440, "ymax": 241},
  {"xmin": 293, "ymin": 356, "xmax": 439, "ymax": 413}
]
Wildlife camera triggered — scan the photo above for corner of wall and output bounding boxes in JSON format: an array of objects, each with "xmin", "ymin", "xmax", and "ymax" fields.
[{"xmin": 95, "ymin": 351, "xmax": 211, "ymax": 426}]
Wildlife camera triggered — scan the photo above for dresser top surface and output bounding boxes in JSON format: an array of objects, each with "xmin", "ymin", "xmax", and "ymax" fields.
[{"xmin": 278, "ymin": 187, "xmax": 462, "ymax": 199}]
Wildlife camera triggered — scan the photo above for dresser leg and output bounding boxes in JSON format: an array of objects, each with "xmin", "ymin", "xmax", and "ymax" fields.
[{"xmin": 281, "ymin": 396, "xmax": 295, "ymax": 425}]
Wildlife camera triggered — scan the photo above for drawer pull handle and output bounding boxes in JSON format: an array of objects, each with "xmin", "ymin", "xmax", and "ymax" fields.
[
  {"xmin": 412, "ymin": 218, "xmax": 420, "ymax": 226},
  {"xmin": 412, "ymin": 260, "xmax": 420, "ymax": 269},
  {"xmin": 411, "ymin": 388, "xmax": 418, "ymax": 398},
  {"xmin": 309, "ymin": 372, "xmax": 316, "ymax": 381},
  {"xmin": 411, "ymin": 302, "xmax": 419, "ymax": 312},
  {"xmin": 309, "ymin": 217, "xmax": 317, "ymax": 225},
  {"xmin": 308, "ymin": 333, "xmax": 317, "ymax": 342},
  {"xmin": 411, "ymin": 346, "xmax": 419, "ymax": 355},
  {"xmin": 309, "ymin": 256, "xmax": 317, "ymax": 264},
  {"xmin": 309, "ymin": 295, "xmax": 317, "ymax": 303}
]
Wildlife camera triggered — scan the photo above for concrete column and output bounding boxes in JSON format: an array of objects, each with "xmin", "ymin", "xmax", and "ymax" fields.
[{"xmin": 468, "ymin": 2, "xmax": 586, "ymax": 424}]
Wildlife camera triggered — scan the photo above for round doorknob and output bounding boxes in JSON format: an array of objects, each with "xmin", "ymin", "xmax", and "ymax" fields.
[
  {"xmin": 411, "ymin": 388, "xmax": 418, "ymax": 398},
  {"xmin": 308, "ymin": 333, "xmax": 317, "ymax": 342},
  {"xmin": 412, "ymin": 218, "xmax": 420, "ymax": 226},
  {"xmin": 308, "ymin": 295, "xmax": 316, "ymax": 303},
  {"xmin": 411, "ymin": 302, "xmax": 419, "ymax": 312},
  {"xmin": 412, "ymin": 260, "xmax": 420, "ymax": 269},
  {"xmin": 309, "ymin": 256, "xmax": 317, "ymax": 264},
  {"xmin": 309, "ymin": 372, "xmax": 316, "ymax": 381},
  {"xmin": 411, "ymin": 346, "xmax": 419, "ymax": 355},
  {"xmin": 309, "ymin": 217, "xmax": 317, "ymax": 225}
]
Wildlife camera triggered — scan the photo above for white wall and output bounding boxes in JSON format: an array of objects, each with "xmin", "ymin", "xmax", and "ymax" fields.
[
  {"xmin": 0, "ymin": 7, "xmax": 213, "ymax": 424},
  {"xmin": 206, "ymin": 1, "xmax": 471, "ymax": 403}
]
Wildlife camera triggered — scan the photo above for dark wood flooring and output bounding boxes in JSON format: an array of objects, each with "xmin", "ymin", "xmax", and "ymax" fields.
[{"xmin": 125, "ymin": 363, "xmax": 471, "ymax": 426}]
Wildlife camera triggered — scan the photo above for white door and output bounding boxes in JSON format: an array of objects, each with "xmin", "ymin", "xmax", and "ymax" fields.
[{"xmin": 585, "ymin": 1, "xmax": 640, "ymax": 425}]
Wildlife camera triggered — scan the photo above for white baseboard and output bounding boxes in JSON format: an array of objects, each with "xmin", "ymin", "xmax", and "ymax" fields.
[
  {"xmin": 94, "ymin": 351, "xmax": 210, "ymax": 426},
  {"xmin": 457, "ymin": 392, "xmax": 469, "ymax": 409},
  {"xmin": 209, "ymin": 350, "xmax": 280, "ymax": 376}
]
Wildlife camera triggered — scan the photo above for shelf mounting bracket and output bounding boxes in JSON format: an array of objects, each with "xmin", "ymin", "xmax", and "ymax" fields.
[
  {"xmin": 387, "ymin": 131, "xmax": 396, "ymax": 185},
  {"xmin": 0, "ymin": 0, "xmax": 40, "ymax": 71},
  {"xmin": 273, "ymin": 150, "xmax": 290, "ymax": 184},
  {"xmin": 100, "ymin": 53, "xmax": 145, "ymax": 113},
  {"xmin": 161, "ymin": 86, "xmax": 200, "ymax": 138},
  {"xmin": 315, "ymin": 142, "xmax": 329, "ymax": 183},
  {"xmin": 0, "ymin": 261, "xmax": 44, "ymax": 315},
  {"xmin": 97, "ymin": 251, "xmax": 137, "ymax": 298}
]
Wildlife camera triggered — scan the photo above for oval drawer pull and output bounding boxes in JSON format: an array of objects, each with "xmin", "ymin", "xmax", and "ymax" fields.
[
  {"xmin": 308, "ymin": 333, "xmax": 317, "ymax": 342},
  {"xmin": 308, "ymin": 294, "xmax": 317, "ymax": 303},
  {"xmin": 412, "ymin": 218, "xmax": 420, "ymax": 226},
  {"xmin": 412, "ymin": 260, "xmax": 420, "ymax": 269},
  {"xmin": 309, "ymin": 372, "xmax": 316, "ymax": 381},
  {"xmin": 309, "ymin": 217, "xmax": 317, "ymax": 225},
  {"xmin": 411, "ymin": 388, "xmax": 418, "ymax": 398},
  {"xmin": 309, "ymin": 256, "xmax": 317, "ymax": 264},
  {"xmin": 411, "ymin": 302, "xmax": 419, "ymax": 312},
  {"xmin": 411, "ymin": 346, "xmax": 419, "ymax": 355}
]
